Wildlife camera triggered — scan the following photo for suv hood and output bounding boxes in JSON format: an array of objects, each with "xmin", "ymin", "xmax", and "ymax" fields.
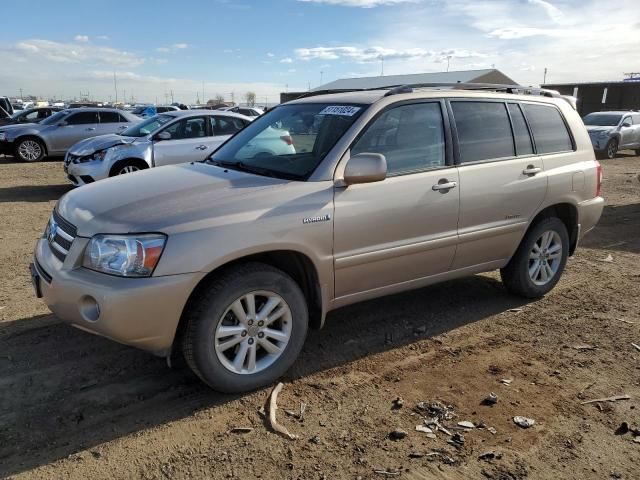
[
  {"xmin": 56, "ymin": 162, "xmax": 290, "ymax": 236},
  {"xmin": 68, "ymin": 134, "xmax": 138, "ymax": 156},
  {"xmin": 585, "ymin": 126, "xmax": 614, "ymax": 133}
]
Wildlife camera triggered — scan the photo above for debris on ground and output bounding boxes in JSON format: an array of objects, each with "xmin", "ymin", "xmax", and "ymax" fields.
[
  {"xmin": 391, "ymin": 397, "xmax": 404, "ymax": 410},
  {"xmin": 373, "ymin": 468, "xmax": 400, "ymax": 477},
  {"xmin": 267, "ymin": 382, "xmax": 298, "ymax": 440},
  {"xmin": 487, "ymin": 427, "xmax": 497, "ymax": 435},
  {"xmin": 409, "ymin": 452, "xmax": 425, "ymax": 458},
  {"xmin": 500, "ymin": 379, "xmax": 513, "ymax": 386},
  {"xmin": 513, "ymin": 416, "xmax": 536, "ymax": 428},
  {"xmin": 601, "ymin": 254, "xmax": 614, "ymax": 262},
  {"xmin": 580, "ymin": 394, "xmax": 630, "ymax": 405},
  {"xmin": 508, "ymin": 308, "xmax": 524, "ymax": 313},
  {"xmin": 284, "ymin": 402, "xmax": 307, "ymax": 421},
  {"xmin": 615, "ymin": 422, "xmax": 629, "ymax": 435},
  {"xmin": 482, "ymin": 392, "xmax": 498, "ymax": 406},
  {"xmin": 415, "ymin": 401, "xmax": 455, "ymax": 421},
  {"xmin": 631, "ymin": 343, "xmax": 640, "ymax": 353},
  {"xmin": 573, "ymin": 344, "xmax": 597, "ymax": 351},
  {"xmin": 229, "ymin": 427, "xmax": 253, "ymax": 434},
  {"xmin": 478, "ymin": 451, "xmax": 503, "ymax": 461},
  {"xmin": 457, "ymin": 421, "xmax": 475, "ymax": 429},
  {"xmin": 309, "ymin": 435, "xmax": 321, "ymax": 444},
  {"xmin": 415, "ymin": 425, "xmax": 434, "ymax": 434},
  {"xmin": 389, "ymin": 428, "xmax": 408, "ymax": 441},
  {"xmin": 448, "ymin": 432, "xmax": 465, "ymax": 447}
]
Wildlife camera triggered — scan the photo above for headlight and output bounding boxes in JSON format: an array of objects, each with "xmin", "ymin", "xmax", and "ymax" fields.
[
  {"xmin": 597, "ymin": 130, "xmax": 610, "ymax": 138},
  {"xmin": 93, "ymin": 150, "xmax": 108, "ymax": 161},
  {"xmin": 72, "ymin": 150, "xmax": 108, "ymax": 164},
  {"xmin": 0, "ymin": 132, "xmax": 6, "ymax": 141},
  {"xmin": 83, "ymin": 234, "xmax": 166, "ymax": 277}
]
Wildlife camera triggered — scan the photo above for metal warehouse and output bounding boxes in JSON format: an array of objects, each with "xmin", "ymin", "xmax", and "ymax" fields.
[{"xmin": 543, "ymin": 79, "xmax": 640, "ymax": 116}]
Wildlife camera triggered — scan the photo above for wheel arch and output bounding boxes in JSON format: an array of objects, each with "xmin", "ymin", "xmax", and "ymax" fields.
[
  {"xmin": 173, "ymin": 249, "xmax": 324, "ymax": 354},
  {"xmin": 108, "ymin": 157, "xmax": 149, "ymax": 176},
  {"xmin": 528, "ymin": 203, "xmax": 579, "ymax": 256}
]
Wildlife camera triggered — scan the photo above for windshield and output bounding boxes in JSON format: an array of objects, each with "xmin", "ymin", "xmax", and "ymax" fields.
[
  {"xmin": 40, "ymin": 110, "xmax": 69, "ymax": 126},
  {"xmin": 207, "ymin": 103, "xmax": 365, "ymax": 180},
  {"xmin": 121, "ymin": 114, "xmax": 173, "ymax": 137},
  {"xmin": 583, "ymin": 113, "xmax": 622, "ymax": 127}
]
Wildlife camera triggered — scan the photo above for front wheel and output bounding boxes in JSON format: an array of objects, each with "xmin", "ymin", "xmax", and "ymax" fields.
[
  {"xmin": 15, "ymin": 137, "xmax": 45, "ymax": 162},
  {"xmin": 500, "ymin": 217, "xmax": 569, "ymax": 298},
  {"xmin": 604, "ymin": 138, "xmax": 618, "ymax": 159},
  {"xmin": 182, "ymin": 263, "xmax": 308, "ymax": 393},
  {"xmin": 109, "ymin": 159, "xmax": 146, "ymax": 177}
]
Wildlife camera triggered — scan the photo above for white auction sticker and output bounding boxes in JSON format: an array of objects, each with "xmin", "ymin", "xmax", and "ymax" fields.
[{"xmin": 319, "ymin": 105, "xmax": 361, "ymax": 116}]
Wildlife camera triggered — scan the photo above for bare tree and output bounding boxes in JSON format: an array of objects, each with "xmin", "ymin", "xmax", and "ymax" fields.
[
  {"xmin": 244, "ymin": 91, "xmax": 256, "ymax": 107},
  {"xmin": 207, "ymin": 94, "xmax": 226, "ymax": 105}
]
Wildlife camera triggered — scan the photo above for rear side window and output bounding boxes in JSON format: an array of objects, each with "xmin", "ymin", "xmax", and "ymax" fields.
[
  {"xmin": 452, "ymin": 101, "xmax": 514, "ymax": 163},
  {"xmin": 211, "ymin": 116, "xmax": 246, "ymax": 135},
  {"xmin": 66, "ymin": 111, "xmax": 99, "ymax": 125},
  {"xmin": 99, "ymin": 111, "xmax": 123, "ymax": 123},
  {"xmin": 507, "ymin": 103, "xmax": 533, "ymax": 155},
  {"xmin": 352, "ymin": 102, "xmax": 446, "ymax": 175},
  {"xmin": 521, "ymin": 104, "xmax": 572, "ymax": 154}
]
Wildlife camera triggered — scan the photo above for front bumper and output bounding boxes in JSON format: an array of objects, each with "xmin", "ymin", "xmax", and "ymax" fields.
[
  {"xmin": 577, "ymin": 196, "xmax": 605, "ymax": 238},
  {"xmin": 588, "ymin": 134, "xmax": 610, "ymax": 152},
  {"xmin": 33, "ymin": 237, "xmax": 205, "ymax": 355},
  {"xmin": 65, "ymin": 156, "xmax": 111, "ymax": 186}
]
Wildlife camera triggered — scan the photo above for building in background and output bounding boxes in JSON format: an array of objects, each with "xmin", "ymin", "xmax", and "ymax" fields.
[
  {"xmin": 544, "ymin": 77, "xmax": 640, "ymax": 116},
  {"xmin": 281, "ymin": 68, "xmax": 517, "ymax": 103}
]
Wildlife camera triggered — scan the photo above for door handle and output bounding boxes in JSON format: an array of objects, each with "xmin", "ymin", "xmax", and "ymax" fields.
[
  {"xmin": 523, "ymin": 165, "xmax": 542, "ymax": 176},
  {"xmin": 432, "ymin": 180, "xmax": 457, "ymax": 191},
  {"xmin": 196, "ymin": 145, "xmax": 208, "ymax": 150},
  {"xmin": 118, "ymin": 125, "xmax": 127, "ymax": 129},
  {"xmin": 86, "ymin": 127, "xmax": 96, "ymax": 131}
]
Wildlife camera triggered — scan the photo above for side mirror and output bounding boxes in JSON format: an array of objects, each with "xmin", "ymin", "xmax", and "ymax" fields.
[
  {"xmin": 343, "ymin": 152, "xmax": 387, "ymax": 186},
  {"xmin": 622, "ymin": 120, "xmax": 632, "ymax": 128},
  {"xmin": 155, "ymin": 131, "xmax": 171, "ymax": 141},
  {"xmin": 57, "ymin": 121, "xmax": 67, "ymax": 127}
]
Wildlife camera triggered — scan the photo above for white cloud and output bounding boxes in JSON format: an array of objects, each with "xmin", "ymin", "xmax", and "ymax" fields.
[
  {"xmin": 267, "ymin": 52, "xmax": 275, "ymax": 57},
  {"xmin": 280, "ymin": 57, "xmax": 294, "ymax": 63},
  {"xmin": 287, "ymin": 68, "xmax": 297, "ymax": 73},
  {"xmin": 294, "ymin": 45, "xmax": 486, "ymax": 63},
  {"xmin": 96, "ymin": 35, "xmax": 110, "ymax": 41},
  {"xmin": 156, "ymin": 43, "xmax": 190, "ymax": 53},
  {"xmin": 527, "ymin": 0, "xmax": 562, "ymax": 22},
  {"xmin": 74, "ymin": 35, "xmax": 89, "ymax": 43},
  {"xmin": 297, "ymin": 0, "xmax": 418, "ymax": 7},
  {"xmin": 487, "ymin": 27, "xmax": 561, "ymax": 39},
  {"xmin": 13, "ymin": 39, "xmax": 144, "ymax": 67}
]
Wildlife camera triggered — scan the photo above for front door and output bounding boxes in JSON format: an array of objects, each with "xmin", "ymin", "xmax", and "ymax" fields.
[
  {"xmin": 50, "ymin": 110, "xmax": 99, "ymax": 152},
  {"xmin": 333, "ymin": 101, "xmax": 459, "ymax": 299},
  {"xmin": 153, "ymin": 116, "xmax": 211, "ymax": 166}
]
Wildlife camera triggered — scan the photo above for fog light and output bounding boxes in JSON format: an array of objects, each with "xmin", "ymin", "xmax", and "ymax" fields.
[{"xmin": 79, "ymin": 295, "xmax": 100, "ymax": 322}]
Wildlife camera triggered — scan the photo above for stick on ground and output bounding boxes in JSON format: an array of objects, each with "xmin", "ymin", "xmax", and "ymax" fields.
[
  {"xmin": 580, "ymin": 394, "xmax": 630, "ymax": 405},
  {"xmin": 268, "ymin": 382, "xmax": 298, "ymax": 440}
]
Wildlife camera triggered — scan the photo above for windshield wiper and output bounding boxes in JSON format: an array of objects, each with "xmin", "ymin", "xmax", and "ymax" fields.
[{"xmin": 209, "ymin": 160, "xmax": 302, "ymax": 181}]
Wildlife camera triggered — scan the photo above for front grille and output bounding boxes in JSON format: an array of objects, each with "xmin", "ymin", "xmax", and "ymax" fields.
[{"xmin": 48, "ymin": 210, "xmax": 77, "ymax": 263}]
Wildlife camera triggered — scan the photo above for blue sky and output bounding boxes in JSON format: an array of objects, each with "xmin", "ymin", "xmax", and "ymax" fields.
[{"xmin": 1, "ymin": 0, "xmax": 638, "ymax": 103}]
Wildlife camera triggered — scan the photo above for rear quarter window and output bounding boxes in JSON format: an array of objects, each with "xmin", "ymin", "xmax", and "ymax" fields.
[{"xmin": 521, "ymin": 103, "xmax": 573, "ymax": 154}]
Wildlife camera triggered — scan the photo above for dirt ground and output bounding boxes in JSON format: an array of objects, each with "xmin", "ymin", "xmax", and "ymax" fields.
[{"xmin": 0, "ymin": 153, "xmax": 639, "ymax": 480}]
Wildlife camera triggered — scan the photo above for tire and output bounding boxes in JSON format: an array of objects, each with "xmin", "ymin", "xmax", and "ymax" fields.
[
  {"xmin": 500, "ymin": 217, "xmax": 569, "ymax": 299},
  {"xmin": 634, "ymin": 149, "xmax": 640, "ymax": 156},
  {"xmin": 14, "ymin": 137, "xmax": 45, "ymax": 162},
  {"xmin": 109, "ymin": 159, "xmax": 147, "ymax": 177},
  {"xmin": 182, "ymin": 262, "xmax": 308, "ymax": 393},
  {"xmin": 604, "ymin": 138, "xmax": 618, "ymax": 159}
]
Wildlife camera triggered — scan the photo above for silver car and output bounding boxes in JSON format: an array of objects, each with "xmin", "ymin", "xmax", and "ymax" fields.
[
  {"xmin": 64, "ymin": 110, "xmax": 253, "ymax": 186},
  {"xmin": 0, "ymin": 108, "xmax": 140, "ymax": 162},
  {"xmin": 583, "ymin": 111, "xmax": 640, "ymax": 159}
]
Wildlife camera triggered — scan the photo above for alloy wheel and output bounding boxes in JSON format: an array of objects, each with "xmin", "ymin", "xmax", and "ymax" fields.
[
  {"xmin": 18, "ymin": 140, "xmax": 42, "ymax": 161},
  {"xmin": 214, "ymin": 290, "xmax": 292, "ymax": 375},
  {"xmin": 119, "ymin": 165, "xmax": 140, "ymax": 174},
  {"xmin": 528, "ymin": 230, "xmax": 563, "ymax": 286}
]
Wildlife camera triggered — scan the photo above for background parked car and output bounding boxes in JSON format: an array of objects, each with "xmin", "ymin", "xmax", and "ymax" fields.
[
  {"xmin": 0, "ymin": 107, "xmax": 62, "ymax": 127},
  {"xmin": 64, "ymin": 110, "xmax": 252, "ymax": 185},
  {"xmin": 583, "ymin": 111, "xmax": 640, "ymax": 159},
  {"xmin": 218, "ymin": 106, "xmax": 264, "ymax": 117},
  {"xmin": 0, "ymin": 108, "xmax": 140, "ymax": 162},
  {"xmin": 0, "ymin": 97, "xmax": 13, "ymax": 118}
]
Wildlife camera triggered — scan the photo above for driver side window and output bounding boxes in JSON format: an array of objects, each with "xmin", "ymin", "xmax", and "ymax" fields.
[
  {"xmin": 66, "ymin": 111, "xmax": 98, "ymax": 125},
  {"xmin": 162, "ymin": 117, "xmax": 207, "ymax": 139},
  {"xmin": 351, "ymin": 102, "xmax": 446, "ymax": 176}
]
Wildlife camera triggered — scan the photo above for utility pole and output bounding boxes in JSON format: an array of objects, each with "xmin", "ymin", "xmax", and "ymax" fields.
[
  {"xmin": 19, "ymin": 88, "xmax": 23, "ymax": 101},
  {"xmin": 543, "ymin": 67, "xmax": 548, "ymax": 85},
  {"xmin": 170, "ymin": 90, "xmax": 174, "ymax": 103},
  {"xmin": 320, "ymin": 70, "xmax": 323, "ymax": 85},
  {"xmin": 230, "ymin": 92, "xmax": 235, "ymax": 104},
  {"xmin": 380, "ymin": 55, "xmax": 384, "ymax": 76},
  {"xmin": 123, "ymin": 89, "xmax": 126, "ymax": 104},
  {"xmin": 446, "ymin": 56, "xmax": 452, "ymax": 72},
  {"xmin": 113, "ymin": 71, "xmax": 118, "ymax": 104},
  {"xmin": 202, "ymin": 81, "xmax": 205, "ymax": 105}
]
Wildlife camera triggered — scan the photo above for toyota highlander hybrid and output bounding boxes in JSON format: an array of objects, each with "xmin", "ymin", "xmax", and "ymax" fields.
[{"xmin": 31, "ymin": 87, "xmax": 604, "ymax": 393}]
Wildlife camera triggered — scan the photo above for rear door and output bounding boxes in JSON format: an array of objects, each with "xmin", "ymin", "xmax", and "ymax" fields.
[
  {"xmin": 619, "ymin": 115, "xmax": 636, "ymax": 148},
  {"xmin": 209, "ymin": 115, "xmax": 247, "ymax": 149},
  {"xmin": 153, "ymin": 115, "xmax": 210, "ymax": 166},
  {"xmin": 97, "ymin": 111, "xmax": 130, "ymax": 135},
  {"xmin": 333, "ymin": 101, "xmax": 459, "ymax": 299},
  {"xmin": 49, "ymin": 110, "xmax": 99, "ymax": 152},
  {"xmin": 451, "ymin": 100, "xmax": 552, "ymax": 269}
]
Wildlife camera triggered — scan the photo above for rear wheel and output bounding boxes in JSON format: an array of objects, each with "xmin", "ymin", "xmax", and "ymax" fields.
[
  {"xmin": 500, "ymin": 217, "xmax": 569, "ymax": 298},
  {"xmin": 182, "ymin": 263, "xmax": 308, "ymax": 393},
  {"xmin": 14, "ymin": 137, "xmax": 45, "ymax": 162}
]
